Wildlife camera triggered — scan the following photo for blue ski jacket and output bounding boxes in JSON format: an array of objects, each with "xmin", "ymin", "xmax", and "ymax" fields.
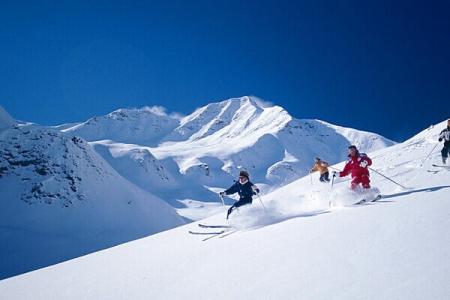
[{"xmin": 225, "ymin": 181, "xmax": 259, "ymax": 201}]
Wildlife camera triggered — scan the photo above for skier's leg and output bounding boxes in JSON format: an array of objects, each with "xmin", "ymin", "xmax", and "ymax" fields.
[
  {"xmin": 351, "ymin": 176, "xmax": 362, "ymax": 189},
  {"xmin": 323, "ymin": 172, "xmax": 330, "ymax": 182},
  {"xmin": 227, "ymin": 199, "xmax": 252, "ymax": 219},
  {"xmin": 442, "ymin": 146, "xmax": 449, "ymax": 164},
  {"xmin": 447, "ymin": 146, "xmax": 450, "ymax": 164},
  {"xmin": 226, "ymin": 204, "xmax": 235, "ymax": 219},
  {"xmin": 234, "ymin": 198, "xmax": 252, "ymax": 208},
  {"xmin": 361, "ymin": 175, "xmax": 371, "ymax": 189},
  {"xmin": 319, "ymin": 174, "xmax": 325, "ymax": 182}
]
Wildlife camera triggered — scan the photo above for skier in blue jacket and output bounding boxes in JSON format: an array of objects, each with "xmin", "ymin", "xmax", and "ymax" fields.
[{"xmin": 220, "ymin": 170, "xmax": 260, "ymax": 219}]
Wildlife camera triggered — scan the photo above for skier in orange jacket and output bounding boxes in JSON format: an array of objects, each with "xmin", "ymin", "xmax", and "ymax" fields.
[{"xmin": 310, "ymin": 157, "xmax": 330, "ymax": 182}]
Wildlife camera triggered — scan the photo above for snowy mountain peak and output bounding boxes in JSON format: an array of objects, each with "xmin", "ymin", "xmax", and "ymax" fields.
[
  {"xmin": 229, "ymin": 95, "xmax": 266, "ymax": 109},
  {"xmin": 107, "ymin": 106, "xmax": 177, "ymax": 120},
  {"xmin": 0, "ymin": 105, "xmax": 16, "ymax": 130},
  {"xmin": 63, "ymin": 106, "xmax": 180, "ymax": 146},
  {"xmin": 165, "ymin": 96, "xmax": 281, "ymax": 142},
  {"xmin": 209, "ymin": 95, "xmax": 267, "ymax": 109}
]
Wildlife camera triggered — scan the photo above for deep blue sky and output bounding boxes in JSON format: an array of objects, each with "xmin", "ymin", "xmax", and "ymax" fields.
[{"xmin": 1, "ymin": 0, "xmax": 449, "ymax": 141}]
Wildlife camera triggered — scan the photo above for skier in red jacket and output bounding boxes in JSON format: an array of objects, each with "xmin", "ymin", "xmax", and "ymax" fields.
[{"xmin": 334, "ymin": 145, "xmax": 372, "ymax": 189}]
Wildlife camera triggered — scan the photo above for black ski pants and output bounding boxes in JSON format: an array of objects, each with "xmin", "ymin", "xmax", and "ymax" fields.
[
  {"xmin": 227, "ymin": 197, "xmax": 252, "ymax": 218},
  {"xmin": 320, "ymin": 172, "xmax": 330, "ymax": 182},
  {"xmin": 442, "ymin": 145, "xmax": 450, "ymax": 159}
]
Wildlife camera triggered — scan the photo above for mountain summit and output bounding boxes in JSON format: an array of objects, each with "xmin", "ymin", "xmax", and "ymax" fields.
[{"xmin": 0, "ymin": 105, "xmax": 16, "ymax": 130}]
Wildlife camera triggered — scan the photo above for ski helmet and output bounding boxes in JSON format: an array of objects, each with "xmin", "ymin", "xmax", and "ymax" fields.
[{"xmin": 239, "ymin": 170, "xmax": 249, "ymax": 179}]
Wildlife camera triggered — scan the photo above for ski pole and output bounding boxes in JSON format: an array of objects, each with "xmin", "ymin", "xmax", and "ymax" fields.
[
  {"xmin": 219, "ymin": 193, "xmax": 225, "ymax": 206},
  {"xmin": 368, "ymin": 167, "xmax": 408, "ymax": 189},
  {"xmin": 256, "ymin": 194, "xmax": 267, "ymax": 212},
  {"xmin": 309, "ymin": 171, "xmax": 313, "ymax": 185},
  {"xmin": 419, "ymin": 143, "xmax": 439, "ymax": 167},
  {"xmin": 330, "ymin": 172, "xmax": 336, "ymax": 189},
  {"xmin": 329, "ymin": 173, "xmax": 336, "ymax": 207}
]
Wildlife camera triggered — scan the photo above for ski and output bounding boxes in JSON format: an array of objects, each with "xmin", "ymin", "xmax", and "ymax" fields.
[
  {"xmin": 354, "ymin": 194, "xmax": 382, "ymax": 205},
  {"xmin": 188, "ymin": 230, "xmax": 225, "ymax": 235},
  {"xmin": 354, "ymin": 199, "xmax": 366, "ymax": 205},
  {"xmin": 202, "ymin": 229, "xmax": 238, "ymax": 241},
  {"xmin": 202, "ymin": 233, "xmax": 222, "ymax": 241},
  {"xmin": 198, "ymin": 224, "xmax": 232, "ymax": 229},
  {"xmin": 432, "ymin": 164, "xmax": 450, "ymax": 168},
  {"xmin": 219, "ymin": 230, "xmax": 238, "ymax": 238},
  {"xmin": 427, "ymin": 169, "xmax": 441, "ymax": 174}
]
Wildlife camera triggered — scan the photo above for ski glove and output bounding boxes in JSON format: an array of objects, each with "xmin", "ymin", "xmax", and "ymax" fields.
[
  {"xmin": 359, "ymin": 160, "xmax": 368, "ymax": 168},
  {"xmin": 219, "ymin": 192, "xmax": 226, "ymax": 197},
  {"xmin": 252, "ymin": 186, "xmax": 260, "ymax": 194},
  {"xmin": 439, "ymin": 138, "xmax": 443, "ymax": 142},
  {"xmin": 332, "ymin": 171, "xmax": 338, "ymax": 177}
]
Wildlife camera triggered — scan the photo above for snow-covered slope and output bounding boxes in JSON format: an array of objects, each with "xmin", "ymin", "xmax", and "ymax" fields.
[
  {"xmin": 62, "ymin": 106, "xmax": 180, "ymax": 146},
  {"xmin": 0, "ymin": 105, "xmax": 15, "ymax": 130},
  {"xmin": 0, "ymin": 122, "xmax": 184, "ymax": 280},
  {"xmin": 63, "ymin": 97, "xmax": 394, "ymax": 220},
  {"xmin": 1, "ymin": 120, "xmax": 448, "ymax": 299}
]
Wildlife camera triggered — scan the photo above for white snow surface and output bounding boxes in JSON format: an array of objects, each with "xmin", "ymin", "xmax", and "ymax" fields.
[{"xmin": 1, "ymin": 120, "xmax": 449, "ymax": 299}]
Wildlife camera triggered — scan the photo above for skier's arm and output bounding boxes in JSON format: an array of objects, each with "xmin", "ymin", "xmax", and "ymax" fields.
[
  {"xmin": 365, "ymin": 156, "xmax": 372, "ymax": 167},
  {"xmin": 310, "ymin": 164, "xmax": 318, "ymax": 173},
  {"xmin": 439, "ymin": 130, "xmax": 445, "ymax": 142},
  {"xmin": 340, "ymin": 162, "xmax": 351, "ymax": 177},
  {"xmin": 224, "ymin": 182, "xmax": 239, "ymax": 195},
  {"xmin": 251, "ymin": 184, "xmax": 260, "ymax": 195},
  {"xmin": 358, "ymin": 154, "xmax": 372, "ymax": 168}
]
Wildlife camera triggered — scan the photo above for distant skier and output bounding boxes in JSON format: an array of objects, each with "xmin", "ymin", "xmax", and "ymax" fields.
[
  {"xmin": 333, "ymin": 145, "xmax": 372, "ymax": 189},
  {"xmin": 309, "ymin": 157, "xmax": 330, "ymax": 182},
  {"xmin": 220, "ymin": 170, "xmax": 260, "ymax": 219},
  {"xmin": 438, "ymin": 119, "xmax": 450, "ymax": 164}
]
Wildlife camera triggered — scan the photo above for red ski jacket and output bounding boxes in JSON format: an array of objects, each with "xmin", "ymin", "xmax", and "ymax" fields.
[{"xmin": 339, "ymin": 152, "xmax": 372, "ymax": 178}]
